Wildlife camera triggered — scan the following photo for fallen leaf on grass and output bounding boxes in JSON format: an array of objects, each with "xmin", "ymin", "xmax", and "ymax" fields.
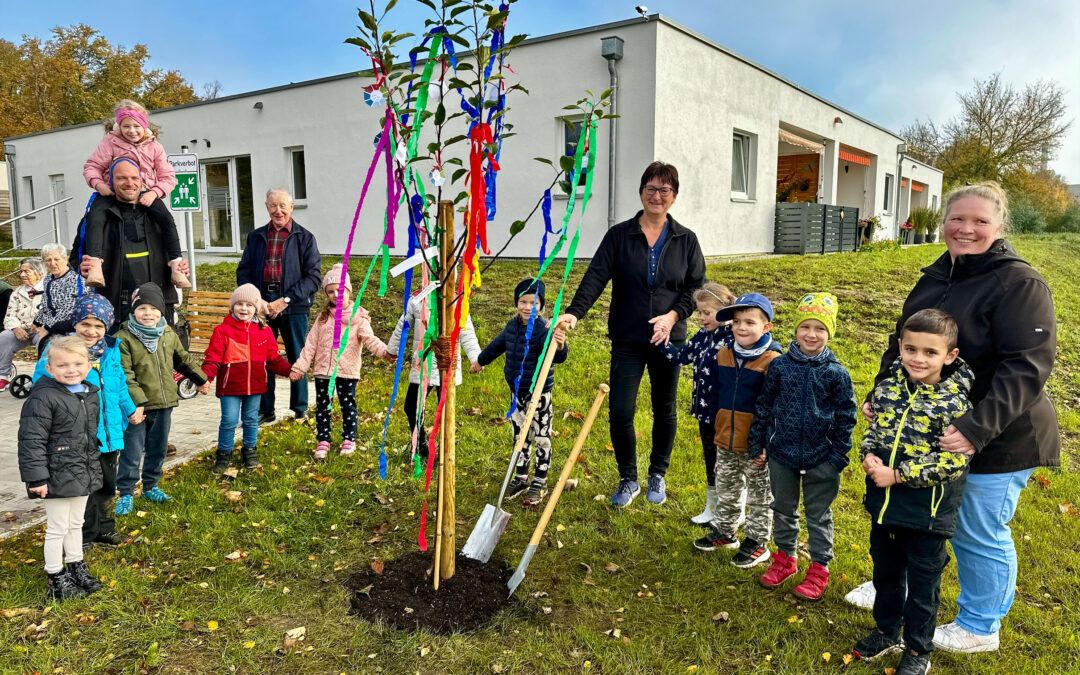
[
  {"xmin": 374, "ymin": 493, "xmax": 390, "ymax": 505},
  {"xmin": 420, "ymin": 645, "xmax": 431, "ymax": 657},
  {"xmin": 531, "ymin": 591, "xmax": 549, "ymax": 599},
  {"xmin": 243, "ymin": 641, "xmax": 255, "ymax": 649},
  {"xmin": 563, "ymin": 411, "xmax": 584, "ymax": 420},
  {"xmin": 372, "ymin": 559, "xmax": 385, "ymax": 575},
  {"xmin": 181, "ymin": 621, "xmax": 195, "ymax": 631},
  {"xmin": 280, "ymin": 626, "xmax": 306, "ymax": 653},
  {"xmin": 593, "ymin": 494, "xmax": 606, "ymax": 501},
  {"xmin": 207, "ymin": 621, "xmax": 219, "ymax": 631},
  {"xmin": 373, "ymin": 521, "xmax": 393, "ymax": 536},
  {"xmin": 842, "ymin": 654, "xmax": 854, "ymax": 665},
  {"xmin": 76, "ymin": 613, "xmax": 95, "ymax": 626},
  {"xmin": 22, "ymin": 620, "xmax": 51, "ymax": 641},
  {"xmin": 224, "ymin": 550, "xmax": 244, "ymax": 562},
  {"xmin": 821, "ymin": 652, "xmax": 831, "ymax": 662},
  {"xmin": 223, "ymin": 491, "xmax": 243, "ymax": 503},
  {"xmin": 604, "ymin": 562, "xmax": 620, "ymax": 573},
  {"xmin": 223, "ymin": 467, "xmax": 239, "ymax": 479},
  {"xmin": 1059, "ymin": 503, "xmax": 1079, "ymax": 517},
  {"xmin": 542, "ymin": 607, "xmax": 552, "ymax": 615},
  {"xmin": 1035, "ymin": 474, "xmax": 1051, "ymax": 488},
  {"xmin": 885, "ymin": 669, "xmax": 897, "ymax": 675},
  {"xmin": 136, "ymin": 511, "xmax": 148, "ymax": 518},
  {"xmin": 487, "ymin": 417, "xmax": 507, "ymax": 427},
  {"xmin": 603, "ymin": 628, "xmax": 622, "ymax": 639},
  {"xmin": 1, "ymin": 608, "xmax": 33, "ymax": 619},
  {"xmin": 313, "ymin": 475, "xmax": 335, "ymax": 485},
  {"xmin": 712, "ymin": 612, "xmax": 729, "ymax": 622}
]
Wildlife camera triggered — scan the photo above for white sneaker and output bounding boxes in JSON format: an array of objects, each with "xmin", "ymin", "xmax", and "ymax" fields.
[
  {"xmin": 933, "ymin": 622, "xmax": 1000, "ymax": 653},
  {"xmin": 844, "ymin": 580, "xmax": 876, "ymax": 610}
]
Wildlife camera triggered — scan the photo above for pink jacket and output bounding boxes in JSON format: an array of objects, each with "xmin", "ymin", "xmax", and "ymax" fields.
[
  {"xmin": 291, "ymin": 308, "xmax": 388, "ymax": 379},
  {"xmin": 83, "ymin": 131, "xmax": 177, "ymax": 199}
]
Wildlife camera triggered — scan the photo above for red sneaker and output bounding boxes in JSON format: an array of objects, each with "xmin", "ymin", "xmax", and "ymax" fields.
[
  {"xmin": 0, "ymin": 379, "xmax": 8, "ymax": 392},
  {"xmin": 792, "ymin": 561, "xmax": 830, "ymax": 601},
  {"xmin": 758, "ymin": 549, "xmax": 798, "ymax": 588}
]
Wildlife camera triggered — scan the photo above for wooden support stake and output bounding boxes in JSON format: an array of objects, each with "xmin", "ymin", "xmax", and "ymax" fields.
[{"xmin": 437, "ymin": 200, "xmax": 457, "ymax": 581}]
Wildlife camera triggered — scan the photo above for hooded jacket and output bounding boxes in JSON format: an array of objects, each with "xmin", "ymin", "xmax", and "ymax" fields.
[
  {"xmin": 871, "ymin": 239, "xmax": 1058, "ymax": 474},
  {"xmin": 292, "ymin": 307, "xmax": 388, "ymax": 379},
  {"xmin": 18, "ymin": 377, "xmax": 103, "ymax": 498},
  {"xmin": 201, "ymin": 314, "xmax": 292, "ymax": 396},
  {"xmin": 747, "ymin": 342, "xmax": 857, "ymax": 470},
  {"xmin": 83, "ymin": 131, "xmax": 177, "ymax": 199},
  {"xmin": 116, "ymin": 322, "xmax": 207, "ymax": 410},
  {"xmin": 477, "ymin": 315, "xmax": 569, "ymax": 398},
  {"xmin": 565, "ymin": 212, "xmax": 706, "ymax": 344},
  {"xmin": 235, "ymin": 221, "xmax": 323, "ymax": 315},
  {"xmin": 34, "ymin": 335, "xmax": 137, "ymax": 453},
  {"xmin": 385, "ymin": 294, "xmax": 481, "ymax": 387},
  {"xmin": 862, "ymin": 358, "xmax": 974, "ymax": 536}
]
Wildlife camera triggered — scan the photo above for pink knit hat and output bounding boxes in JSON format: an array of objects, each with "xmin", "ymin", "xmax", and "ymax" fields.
[
  {"xmin": 322, "ymin": 263, "xmax": 353, "ymax": 293},
  {"xmin": 230, "ymin": 283, "xmax": 262, "ymax": 312}
]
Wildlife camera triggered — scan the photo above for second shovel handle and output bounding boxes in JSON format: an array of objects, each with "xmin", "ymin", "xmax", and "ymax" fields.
[{"xmin": 527, "ymin": 383, "xmax": 609, "ymax": 548}]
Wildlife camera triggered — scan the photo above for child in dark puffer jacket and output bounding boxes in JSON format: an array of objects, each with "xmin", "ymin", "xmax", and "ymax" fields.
[
  {"xmin": 18, "ymin": 337, "xmax": 105, "ymax": 601},
  {"xmin": 748, "ymin": 292, "xmax": 857, "ymax": 601},
  {"xmin": 474, "ymin": 278, "xmax": 568, "ymax": 506}
]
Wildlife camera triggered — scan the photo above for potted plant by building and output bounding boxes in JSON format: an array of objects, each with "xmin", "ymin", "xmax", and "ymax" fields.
[
  {"xmin": 925, "ymin": 207, "xmax": 942, "ymax": 243},
  {"xmin": 900, "ymin": 219, "xmax": 914, "ymax": 244},
  {"xmin": 912, "ymin": 216, "xmax": 926, "ymax": 244},
  {"xmin": 858, "ymin": 215, "xmax": 881, "ymax": 244}
]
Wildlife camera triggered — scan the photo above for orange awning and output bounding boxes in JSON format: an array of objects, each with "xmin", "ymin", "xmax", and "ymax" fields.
[
  {"xmin": 839, "ymin": 150, "xmax": 870, "ymax": 166},
  {"xmin": 911, "ymin": 183, "xmax": 924, "ymax": 192}
]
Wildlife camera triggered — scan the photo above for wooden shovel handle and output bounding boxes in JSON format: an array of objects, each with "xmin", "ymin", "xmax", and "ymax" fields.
[
  {"xmin": 527, "ymin": 383, "xmax": 609, "ymax": 548},
  {"xmin": 508, "ymin": 320, "xmax": 569, "ymax": 463}
]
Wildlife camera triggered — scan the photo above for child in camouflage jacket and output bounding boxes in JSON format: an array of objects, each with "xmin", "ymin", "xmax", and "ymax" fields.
[{"xmin": 853, "ymin": 308, "xmax": 973, "ymax": 671}]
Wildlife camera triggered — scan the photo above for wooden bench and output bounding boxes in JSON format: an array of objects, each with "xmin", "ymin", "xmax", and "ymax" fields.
[{"xmin": 182, "ymin": 290, "xmax": 285, "ymax": 355}]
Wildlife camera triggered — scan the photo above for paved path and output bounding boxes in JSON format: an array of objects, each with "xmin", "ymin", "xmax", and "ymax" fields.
[{"xmin": 0, "ymin": 360, "xmax": 313, "ymax": 538}]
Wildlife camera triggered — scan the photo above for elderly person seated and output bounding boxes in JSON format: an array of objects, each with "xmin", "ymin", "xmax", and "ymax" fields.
[
  {"xmin": 33, "ymin": 244, "xmax": 81, "ymax": 349},
  {"xmin": 0, "ymin": 257, "xmax": 47, "ymax": 391},
  {"xmin": 236, "ymin": 188, "xmax": 322, "ymax": 423}
]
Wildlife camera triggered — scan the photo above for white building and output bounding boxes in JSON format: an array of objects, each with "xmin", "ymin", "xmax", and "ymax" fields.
[{"xmin": 3, "ymin": 14, "xmax": 941, "ymax": 259}]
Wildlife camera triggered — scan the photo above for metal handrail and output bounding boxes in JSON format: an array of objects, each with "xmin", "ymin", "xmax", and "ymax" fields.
[{"xmin": 0, "ymin": 196, "xmax": 73, "ymax": 229}]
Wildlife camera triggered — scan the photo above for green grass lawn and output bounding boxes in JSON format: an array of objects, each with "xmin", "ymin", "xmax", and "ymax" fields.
[{"xmin": 2, "ymin": 236, "xmax": 1078, "ymax": 674}]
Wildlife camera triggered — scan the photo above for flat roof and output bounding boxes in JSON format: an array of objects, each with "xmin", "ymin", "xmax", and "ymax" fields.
[{"xmin": 7, "ymin": 13, "xmax": 917, "ymax": 151}]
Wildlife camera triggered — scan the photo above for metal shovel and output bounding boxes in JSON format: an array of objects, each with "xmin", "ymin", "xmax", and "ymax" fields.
[
  {"xmin": 508, "ymin": 382, "xmax": 609, "ymax": 596},
  {"xmin": 462, "ymin": 322, "xmax": 569, "ymax": 563}
]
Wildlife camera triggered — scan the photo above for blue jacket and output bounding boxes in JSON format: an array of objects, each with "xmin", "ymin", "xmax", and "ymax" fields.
[
  {"xmin": 747, "ymin": 342, "xmax": 857, "ymax": 470},
  {"xmin": 236, "ymin": 220, "xmax": 323, "ymax": 314},
  {"xmin": 34, "ymin": 335, "xmax": 137, "ymax": 453},
  {"xmin": 477, "ymin": 316, "xmax": 568, "ymax": 399},
  {"xmin": 662, "ymin": 325, "xmax": 732, "ymax": 423}
]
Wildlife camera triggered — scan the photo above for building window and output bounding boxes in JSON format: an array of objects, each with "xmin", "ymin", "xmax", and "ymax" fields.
[
  {"xmin": 288, "ymin": 148, "xmax": 307, "ymax": 201},
  {"xmin": 883, "ymin": 173, "xmax": 894, "ymax": 212},
  {"xmin": 931, "ymin": 194, "xmax": 938, "ymax": 212},
  {"xmin": 562, "ymin": 119, "xmax": 588, "ymax": 187},
  {"xmin": 731, "ymin": 131, "xmax": 756, "ymax": 199}
]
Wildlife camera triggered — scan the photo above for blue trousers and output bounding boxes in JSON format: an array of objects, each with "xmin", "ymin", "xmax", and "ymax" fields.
[
  {"xmin": 262, "ymin": 310, "xmax": 309, "ymax": 417},
  {"xmin": 218, "ymin": 394, "xmax": 261, "ymax": 455},
  {"xmin": 952, "ymin": 468, "xmax": 1033, "ymax": 635},
  {"xmin": 117, "ymin": 407, "xmax": 173, "ymax": 496}
]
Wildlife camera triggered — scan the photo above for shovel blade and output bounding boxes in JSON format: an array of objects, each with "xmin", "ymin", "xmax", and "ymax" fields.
[
  {"xmin": 461, "ymin": 504, "xmax": 511, "ymax": 562},
  {"xmin": 507, "ymin": 543, "xmax": 538, "ymax": 596}
]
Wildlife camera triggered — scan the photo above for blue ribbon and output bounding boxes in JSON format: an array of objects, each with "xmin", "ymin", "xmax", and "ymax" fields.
[
  {"xmin": 538, "ymin": 189, "xmax": 556, "ymax": 264},
  {"xmin": 506, "ymin": 297, "xmax": 541, "ymax": 418}
]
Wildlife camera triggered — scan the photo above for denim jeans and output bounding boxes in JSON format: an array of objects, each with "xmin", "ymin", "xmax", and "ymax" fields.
[
  {"xmin": 262, "ymin": 307, "xmax": 309, "ymax": 417},
  {"xmin": 952, "ymin": 468, "xmax": 1034, "ymax": 635},
  {"xmin": 608, "ymin": 340, "xmax": 682, "ymax": 481},
  {"xmin": 218, "ymin": 394, "xmax": 261, "ymax": 454},
  {"xmin": 117, "ymin": 407, "xmax": 173, "ymax": 495}
]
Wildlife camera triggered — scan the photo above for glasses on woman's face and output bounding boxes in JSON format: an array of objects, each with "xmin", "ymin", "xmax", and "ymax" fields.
[{"xmin": 642, "ymin": 186, "xmax": 674, "ymax": 197}]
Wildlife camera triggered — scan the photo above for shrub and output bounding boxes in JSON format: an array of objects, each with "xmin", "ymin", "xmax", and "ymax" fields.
[
  {"xmin": 1048, "ymin": 202, "xmax": 1080, "ymax": 233},
  {"xmin": 1009, "ymin": 194, "xmax": 1047, "ymax": 233}
]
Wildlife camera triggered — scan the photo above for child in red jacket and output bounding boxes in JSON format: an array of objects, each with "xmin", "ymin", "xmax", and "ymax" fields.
[{"xmin": 201, "ymin": 284, "xmax": 292, "ymax": 473}]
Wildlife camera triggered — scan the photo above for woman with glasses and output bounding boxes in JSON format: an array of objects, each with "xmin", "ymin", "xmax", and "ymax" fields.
[
  {"xmin": 0, "ymin": 257, "xmax": 48, "ymax": 391},
  {"xmin": 559, "ymin": 161, "xmax": 708, "ymax": 508}
]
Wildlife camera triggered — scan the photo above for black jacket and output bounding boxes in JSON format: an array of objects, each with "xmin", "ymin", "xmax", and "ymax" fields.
[
  {"xmin": 69, "ymin": 197, "xmax": 181, "ymax": 312},
  {"xmin": 18, "ymin": 376, "xmax": 103, "ymax": 498},
  {"xmin": 566, "ymin": 212, "xmax": 706, "ymax": 343},
  {"xmin": 477, "ymin": 316, "xmax": 569, "ymax": 398},
  {"xmin": 236, "ymin": 220, "xmax": 323, "ymax": 315},
  {"xmin": 872, "ymin": 239, "xmax": 1059, "ymax": 474}
]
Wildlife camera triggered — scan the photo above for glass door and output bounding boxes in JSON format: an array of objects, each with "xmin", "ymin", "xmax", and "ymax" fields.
[{"xmin": 194, "ymin": 157, "xmax": 253, "ymax": 252}]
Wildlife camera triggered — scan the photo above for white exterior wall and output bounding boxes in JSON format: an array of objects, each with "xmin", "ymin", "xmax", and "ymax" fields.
[
  {"xmin": 653, "ymin": 22, "xmax": 941, "ymax": 253},
  {"xmin": 5, "ymin": 16, "xmax": 940, "ymax": 257}
]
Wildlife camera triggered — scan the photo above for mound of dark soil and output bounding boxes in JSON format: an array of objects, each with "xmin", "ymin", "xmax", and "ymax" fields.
[{"xmin": 345, "ymin": 552, "xmax": 514, "ymax": 634}]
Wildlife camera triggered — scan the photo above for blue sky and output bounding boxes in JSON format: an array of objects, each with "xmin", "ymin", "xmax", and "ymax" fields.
[{"xmin": 5, "ymin": 0, "xmax": 1079, "ymax": 180}]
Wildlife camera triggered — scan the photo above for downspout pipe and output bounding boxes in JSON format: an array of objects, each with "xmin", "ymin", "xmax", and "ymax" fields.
[
  {"xmin": 601, "ymin": 36, "xmax": 624, "ymax": 229},
  {"xmin": 894, "ymin": 143, "xmax": 907, "ymax": 239}
]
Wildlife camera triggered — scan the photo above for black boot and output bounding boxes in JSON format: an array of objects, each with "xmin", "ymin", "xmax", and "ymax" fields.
[
  {"xmin": 66, "ymin": 561, "xmax": 102, "ymax": 593},
  {"xmin": 212, "ymin": 453, "xmax": 232, "ymax": 475},
  {"xmin": 46, "ymin": 569, "xmax": 87, "ymax": 601},
  {"xmin": 241, "ymin": 446, "xmax": 259, "ymax": 469}
]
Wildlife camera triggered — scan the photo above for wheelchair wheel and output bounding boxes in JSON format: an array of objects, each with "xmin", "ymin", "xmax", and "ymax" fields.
[
  {"xmin": 9, "ymin": 374, "xmax": 33, "ymax": 399},
  {"xmin": 177, "ymin": 377, "xmax": 198, "ymax": 400}
]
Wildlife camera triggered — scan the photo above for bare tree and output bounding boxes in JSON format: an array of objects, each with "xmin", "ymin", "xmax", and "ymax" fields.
[
  {"xmin": 903, "ymin": 73, "xmax": 1072, "ymax": 184},
  {"xmin": 201, "ymin": 80, "xmax": 223, "ymax": 100}
]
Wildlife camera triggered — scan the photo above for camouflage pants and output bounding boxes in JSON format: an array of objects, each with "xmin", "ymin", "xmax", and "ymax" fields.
[
  {"xmin": 710, "ymin": 448, "xmax": 773, "ymax": 542},
  {"xmin": 510, "ymin": 390, "xmax": 553, "ymax": 485}
]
